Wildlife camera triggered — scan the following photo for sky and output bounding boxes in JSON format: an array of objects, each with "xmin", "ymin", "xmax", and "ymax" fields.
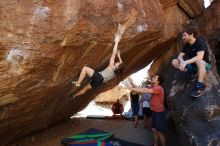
[
  {"xmin": 204, "ymin": 0, "xmax": 211, "ymax": 8},
  {"xmin": 130, "ymin": 61, "xmax": 152, "ymax": 86}
]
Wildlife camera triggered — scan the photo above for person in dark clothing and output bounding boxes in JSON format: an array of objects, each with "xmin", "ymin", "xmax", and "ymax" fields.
[
  {"xmin": 128, "ymin": 77, "xmax": 140, "ymax": 128},
  {"xmin": 130, "ymin": 91, "xmax": 140, "ymax": 128},
  {"xmin": 171, "ymin": 26, "xmax": 211, "ymax": 98},
  {"xmin": 112, "ymin": 99, "xmax": 124, "ymax": 117}
]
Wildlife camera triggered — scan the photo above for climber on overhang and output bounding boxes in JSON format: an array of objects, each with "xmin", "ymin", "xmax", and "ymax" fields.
[{"xmin": 70, "ymin": 24, "xmax": 126, "ymax": 97}]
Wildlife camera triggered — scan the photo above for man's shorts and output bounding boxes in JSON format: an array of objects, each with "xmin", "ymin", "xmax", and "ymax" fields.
[
  {"xmin": 131, "ymin": 102, "xmax": 139, "ymax": 116},
  {"xmin": 143, "ymin": 107, "xmax": 152, "ymax": 117},
  {"xmin": 90, "ymin": 71, "xmax": 104, "ymax": 88},
  {"xmin": 152, "ymin": 111, "xmax": 166, "ymax": 133},
  {"xmin": 186, "ymin": 62, "xmax": 211, "ymax": 73}
]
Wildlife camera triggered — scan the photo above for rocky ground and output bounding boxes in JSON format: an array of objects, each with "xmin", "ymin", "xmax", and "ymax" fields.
[{"xmin": 8, "ymin": 117, "xmax": 181, "ymax": 146}]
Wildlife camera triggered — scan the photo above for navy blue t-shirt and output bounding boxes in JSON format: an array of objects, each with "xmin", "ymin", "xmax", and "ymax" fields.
[{"xmin": 182, "ymin": 37, "xmax": 210, "ymax": 63}]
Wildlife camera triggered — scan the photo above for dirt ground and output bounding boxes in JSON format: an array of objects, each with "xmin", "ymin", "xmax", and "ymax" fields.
[
  {"xmin": 9, "ymin": 118, "xmax": 153, "ymax": 146},
  {"xmin": 8, "ymin": 117, "xmax": 182, "ymax": 146}
]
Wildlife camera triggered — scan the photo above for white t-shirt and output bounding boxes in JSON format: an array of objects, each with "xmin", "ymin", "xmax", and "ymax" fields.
[
  {"xmin": 142, "ymin": 93, "xmax": 151, "ymax": 108},
  {"xmin": 143, "ymin": 101, "xmax": 150, "ymax": 108}
]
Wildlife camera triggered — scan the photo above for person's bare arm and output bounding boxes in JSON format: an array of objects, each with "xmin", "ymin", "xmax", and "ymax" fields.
[
  {"xmin": 185, "ymin": 51, "xmax": 205, "ymax": 64},
  {"xmin": 117, "ymin": 50, "xmax": 123, "ymax": 64},
  {"xmin": 109, "ymin": 35, "xmax": 120, "ymax": 67},
  {"xmin": 178, "ymin": 52, "xmax": 186, "ymax": 63},
  {"xmin": 178, "ymin": 52, "xmax": 186, "ymax": 71},
  {"xmin": 128, "ymin": 77, "xmax": 138, "ymax": 88},
  {"xmin": 126, "ymin": 86, "xmax": 154, "ymax": 94},
  {"xmin": 109, "ymin": 24, "xmax": 126, "ymax": 67}
]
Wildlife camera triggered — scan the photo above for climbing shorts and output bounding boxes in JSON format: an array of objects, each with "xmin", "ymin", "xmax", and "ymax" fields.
[
  {"xmin": 143, "ymin": 107, "xmax": 152, "ymax": 117},
  {"xmin": 131, "ymin": 102, "xmax": 139, "ymax": 116},
  {"xmin": 152, "ymin": 111, "xmax": 166, "ymax": 133},
  {"xmin": 90, "ymin": 70, "xmax": 104, "ymax": 89}
]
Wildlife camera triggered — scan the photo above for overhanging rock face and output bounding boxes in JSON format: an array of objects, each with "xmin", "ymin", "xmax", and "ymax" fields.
[
  {"xmin": 178, "ymin": 0, "xmax": 204, "ymax": 18},
  {"xmin": 0, "ymin": 0, "xmax": 205, "ymax": 145}
]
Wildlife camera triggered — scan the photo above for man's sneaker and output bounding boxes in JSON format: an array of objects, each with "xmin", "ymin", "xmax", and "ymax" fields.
[
  {"xmin": 190, "ymin": 88, "xmax": 205, "ymax": 98},
  {"xmin": 191, "ymin": 81, "xmax": 206, "ymax": 98},
  {"xmin": 70, "ymin": 81, "xmax": 80, "ymax": 87}
]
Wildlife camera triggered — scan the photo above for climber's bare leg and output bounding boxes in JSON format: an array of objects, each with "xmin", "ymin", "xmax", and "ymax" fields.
[
  {"xmin": 72, "ymin": 67, "xmax": 94, "ymax": 86},
  {"xmin": 74, "ymin": 84, "xmax": 92, "ymax": 97}
]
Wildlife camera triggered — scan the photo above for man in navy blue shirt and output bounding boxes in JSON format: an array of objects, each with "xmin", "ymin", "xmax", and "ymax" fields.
[{"xmin": 172, "ymin": 26, "xmax": 211, "ymax": 98}]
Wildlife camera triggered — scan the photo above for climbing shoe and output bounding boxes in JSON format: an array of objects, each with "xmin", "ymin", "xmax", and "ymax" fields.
[
  {"xmin": 69, "ymin": 92, "xmax": 76, "ymax": 99},
  {"xmin": 70, "ymin": 81, "xmax": 80, "ymax": 87}
]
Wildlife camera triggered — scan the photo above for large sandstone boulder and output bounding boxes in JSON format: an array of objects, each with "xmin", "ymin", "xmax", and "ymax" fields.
[
  {"xmin": 160, "ymin": 57, "xmax": 220, "ymax": 146},
  {"xmin": 95, "ymin": 85, "xmax": 129, "ymax": 103},
  {"xmin": 0, "ymin": 0, "xmax": 205, "ymax": 145},
  {"xmin": 149, "ymin": 1, "xmax": 220, "ymax": 146},
  {"xmin": 197, "ymin": 0, "xmax": 220, "ymax": 74},
  {"xmin": 178, "ymin": 0, "xmax": 204, "ymax": 18}
]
